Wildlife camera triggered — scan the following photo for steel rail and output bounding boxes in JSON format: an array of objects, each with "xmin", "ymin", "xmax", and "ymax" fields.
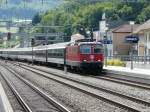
[
  {"xmin": 0, "ymin": 70, "xmax": 32, "ymax": 112},
  {"xmin": 16, "ymin": 62, "xmax": 150, "ymax": 90},
  {"xmin": 19, "ymin": 64, "xmax": 150, "ymax": 106},
  {"xmin": 98, "ymin": 72, "xmax": 150, "ymax": 86},
  {"xmin": 12, "ymin": 63, "xmax": 149, "ymax": 112},
  {"xmin": 4, "ymin": 65, "xmax": 71, "ymax": 112},
  {"xmin": 94, "ymin": 75, "xmax": 150, "ymax": 90}
]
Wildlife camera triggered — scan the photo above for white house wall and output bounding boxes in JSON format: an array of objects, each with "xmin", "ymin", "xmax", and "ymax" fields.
[{"xmin": 145, "ymin": 32, "xmax": 150, "ymax": 55}]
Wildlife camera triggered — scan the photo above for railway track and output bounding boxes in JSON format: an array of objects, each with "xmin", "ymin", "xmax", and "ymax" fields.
[
  {"xmin": 98, "ymin": 72, "xmax": 150, "ymax": 84},
  {"xmin": 94, "ymin": 75, "xmax": 150, "ymax": 90},
  {"xmin": 7, "ymin": 61, "xmax": 150, "ymax": 112},
  {"xmin": 16, "ymin": 61, "xmax": 150, "ymax": 90},
  {"xmin": 0, "ymin": 64, "xmax": 71, "ymax": 112},
  {"xmin": 14, "ymin": 61, "xmax": 150, "ymax": 90}
]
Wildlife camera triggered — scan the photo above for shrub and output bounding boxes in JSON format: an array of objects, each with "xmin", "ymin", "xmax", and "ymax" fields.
[{"xmin": 107, "ymin": 59, "xmax": 126, "ymax": 67}]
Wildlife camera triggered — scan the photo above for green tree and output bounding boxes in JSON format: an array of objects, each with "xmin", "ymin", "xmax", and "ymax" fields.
[
  {"xmin": 39, "ymin": 0, "xmax": 150, "ymax": 41},
  {"xmin": 136, "ymin": 5, "xmax": 150, "ymax": 23},
  {"xmin": 32, "ymin": 13, "xmax": 42, "ymax": 25}
]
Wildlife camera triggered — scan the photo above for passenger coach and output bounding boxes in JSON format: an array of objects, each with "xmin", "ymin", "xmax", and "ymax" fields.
[{"xmin": 0, "ymin": 40, "xmax": 104, "ymax": 73}]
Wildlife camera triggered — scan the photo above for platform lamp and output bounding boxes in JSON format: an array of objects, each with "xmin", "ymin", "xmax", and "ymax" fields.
[
  {"xmin": 130, "ymin": 21, "xmax": 135, "ymax": 70},
  {"xmin": 104, "ymin": 26, "xmax": 108, "ymax": 67}
]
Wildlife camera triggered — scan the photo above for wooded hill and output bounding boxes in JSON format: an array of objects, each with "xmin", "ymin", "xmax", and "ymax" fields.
[
  {"xmin": 0, "ymin": 0, "xmax": 62, "ymax": 19},
  {"xmin": 32, "ymin": 0, "xmax": 150, "ymax": 40}
]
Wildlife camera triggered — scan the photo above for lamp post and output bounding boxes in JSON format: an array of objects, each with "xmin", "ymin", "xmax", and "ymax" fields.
[
  {"xmin": 144, "ymin": 45, "xmax": 147, "ymax": 64},
  {"xmin": 130, "ymin": 21, "xmax": 135, "ymax": 70},
  {"xmin": 104, "ymin": 27, "xmax": 108, "ymax": 67}
]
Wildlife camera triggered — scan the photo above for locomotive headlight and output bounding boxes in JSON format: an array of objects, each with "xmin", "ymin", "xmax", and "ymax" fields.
[
  {"xmin": 98, "ymin": 60, "xmax": 101, "ymax": 62},
  {"xmin": 83, "ymin": 59, "xmax": 87, "ymax": 62}
]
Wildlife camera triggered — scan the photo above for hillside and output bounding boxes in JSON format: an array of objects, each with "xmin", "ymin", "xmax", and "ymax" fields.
[
  {"xmin": 0, "ymin": 0, "xmax": 62, "ymax": 19},
  {"xmin": 36, "ymin": 0, "xmax": 150, "ymax": 41}
]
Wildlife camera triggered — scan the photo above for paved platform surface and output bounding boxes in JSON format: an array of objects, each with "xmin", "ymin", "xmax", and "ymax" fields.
[
  {"xmin": 126, "ymin": 62, "xmax": 150, "ymax": 70},
  {"xmin": 0, "ymin": 96, "xmax": 5, "ymax": 112},
  {"xmin": 0, "ymin": 82, "xmax": 13, "ymax": 112},
  {"xmin": 104, "ymin": 66, "xmax": 150, "ymax": 80}
]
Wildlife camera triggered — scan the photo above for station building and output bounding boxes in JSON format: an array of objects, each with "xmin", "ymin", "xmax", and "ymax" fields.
[
  {"xmin": 134, "ymin": 20, "xmax": 150, "ymax": 56},
  {"xmin": 112, "ymin": 24, "xmax": 139, "ymax": 55},
  {"xmin": 94, "ymin": 23, "xmax": 139, "ymax": 56}
]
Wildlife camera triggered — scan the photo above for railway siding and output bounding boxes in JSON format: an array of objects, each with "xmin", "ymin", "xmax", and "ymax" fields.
[
  {"xmin": 2, "ymin": 61, "xmax": 150, "ymax": 111},
  {"xmin": 6, "ymin": 62, "xmax": 150, "ymax": 112},
  {"xmin": 17, "ymin": 62, "xmax": 150, "ymax": 104},
  {"xmin": 0, "ymin": 65, "xmax": 70, "ymax": 112},
  {"xmin": 5, "ymin": 62, "xmax": 129, "ymax": 112}
]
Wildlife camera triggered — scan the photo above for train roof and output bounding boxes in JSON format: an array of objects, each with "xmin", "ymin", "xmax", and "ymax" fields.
[
  {"xmin": 34, "ymin": 42, "xmax": 71, "ymax": 50},
  {"xmin": 0, "ymin": 41, "xmax": 102, "ymax": 52},
  {"xmin": 0, "ymin": 42, "xmax": 71, "ymax": 52},
  {"xmin": 0, "ymin": 47, "xmax": 32, "ymax": 52},
  {"xmin": 77, "ymin": 41, "xmax": 103, "ymax": 46}
]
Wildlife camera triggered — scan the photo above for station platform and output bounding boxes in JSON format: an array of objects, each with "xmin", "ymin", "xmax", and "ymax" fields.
[
  {"xmin": 104, "ymin": 66, "xmax": 150, "ymax": 80},
  {"xmin": 0, "ymin": 82, "xmax": 13, "ymax": 112}
]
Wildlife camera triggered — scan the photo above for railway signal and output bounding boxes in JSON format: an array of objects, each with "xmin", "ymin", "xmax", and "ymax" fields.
[
  {"xmin": 31, "ymin": 38, "xmax": 35, "ymax": 46},
  {"xmin": 78, "ymin": 25, "xmax": 88, "ymax": 38}
]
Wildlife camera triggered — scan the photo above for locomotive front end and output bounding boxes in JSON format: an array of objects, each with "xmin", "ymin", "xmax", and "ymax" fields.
[{"xmin": 79, "ymin": 42, "xmax": 104, "ymax": 72}]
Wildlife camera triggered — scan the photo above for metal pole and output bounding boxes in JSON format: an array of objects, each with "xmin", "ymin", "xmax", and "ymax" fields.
[
  {"xmin": 27, "ymin": 27, "xmax": 30, "ymax": 47},
  {"xmin": 131, "ymin": 48, "xmax": 133, "ymax": 69},
  {"xmin": 104, "ymin": 28, "xmax": 109, "ymax": 67},
  {"xmin": 46, "ymin": 29, "xmax": 48, "ymax": 45},
  {"xmin": 64, "ymin": 48, "xmax": 67, "ymax": 74},
  {"xmin": 130, "ymin": 23, "xmax": 134, "ymax": 70},
  {"xmin": 45, "ymin": 29, "xmax": 48, "ymax": 63},
  {"xmin": 104, "ymin": 34, "xmax": 107, "ymax": 67},
  {"xmin": 32, "ymin": 46, "xmax": 33, "ymax": 65},
  {"xmin": 144, "ymin": 46, "xmax": 146, "ymax": 64}
]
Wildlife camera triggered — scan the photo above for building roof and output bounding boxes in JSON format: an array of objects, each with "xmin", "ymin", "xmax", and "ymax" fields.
[
  {"xmin": 134, "ymin": 20, "xmax": 150, "ymax": 33},
  {"xmin": 113, "ymin": 24, "xmax": 139, "ymax": 33},
  {"xmin": 71, "ymin": 33, "xmax": 85, "ymax": 42}
]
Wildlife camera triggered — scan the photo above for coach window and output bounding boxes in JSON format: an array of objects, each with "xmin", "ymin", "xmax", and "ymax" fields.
[
  {"xmin": 47, "ymin": 49, "xmax": 50, "ymax": 56},
  {"xmin": 80, "ymin": 45, "xmax": 91, "ymax": 54},
  {"xmin": 94, "ymin": 45, "xmax": 103, "ymax": 54}
]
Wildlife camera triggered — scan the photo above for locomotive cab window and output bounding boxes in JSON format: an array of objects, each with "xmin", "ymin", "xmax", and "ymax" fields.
[
  {"xmin": 94, "ymin": 44, "xmax": 103, "ymax": 54},
  {"xmin": 80, "ymin": 44, "xmax": 91, "ymax": 54}
]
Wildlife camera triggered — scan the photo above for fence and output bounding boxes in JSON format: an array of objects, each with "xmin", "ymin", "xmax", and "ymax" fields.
[{"xmin": 107, "ymin": 55, "xmax": 150, "ymax": 64}]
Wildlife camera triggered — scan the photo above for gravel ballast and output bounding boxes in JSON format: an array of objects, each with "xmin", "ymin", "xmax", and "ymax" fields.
[
  {"xmin": 0, "ymin": 66, "xmax": 61, "ymax": 112},
  {"xmin": 29, "ymin": 64, "xmax": 150, "ymax": 103},
  {"xmin": 8, "ymin": 63, "xmax": 128, "ymax": 112}
]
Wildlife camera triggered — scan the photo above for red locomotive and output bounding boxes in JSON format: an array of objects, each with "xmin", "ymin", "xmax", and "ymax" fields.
[{"xmin": 66, "ymin": 40, "xmax": 104, "ymax": 72}]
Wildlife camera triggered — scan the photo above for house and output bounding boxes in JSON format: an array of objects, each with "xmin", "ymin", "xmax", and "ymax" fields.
[
  {"xmin": 134, "ymin": 20, "xmax": 150, "ymax": 56},
  {"xmin": 93, "ymin": 30, "xmax": 113, "ymax": 56},
  {"xmin": 112, "ymin": 24, "xmax": 139, "ymax": 55}
]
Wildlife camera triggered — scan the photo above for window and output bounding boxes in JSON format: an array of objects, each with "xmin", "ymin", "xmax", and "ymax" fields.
[
  {"xmin": 94, "ymin": 44, "xmax": 103, "ymax": 54},
  {"xmin": 80, "ymin": 45, "xmax": 91, "ymax": 54}
]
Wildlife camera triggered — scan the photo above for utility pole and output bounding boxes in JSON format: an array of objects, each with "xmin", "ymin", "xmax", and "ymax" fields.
[
  {"xmin": 130, "ymin": 21, "xmax": 134, "ymax": 70},
  {"xmin": 31, "ymin": 38, "xmax": 35, "ymax": 65},
  {"xmin": 64, "ymin": 47, "xmax": 67, "ymax": 74},
  {"xmin": 100, "ymin": 12, "xmax": 108, "ymax": 67},
  {"xmin": 45, "ymin": 29, "xmax": 48, "ymax": 62}
]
